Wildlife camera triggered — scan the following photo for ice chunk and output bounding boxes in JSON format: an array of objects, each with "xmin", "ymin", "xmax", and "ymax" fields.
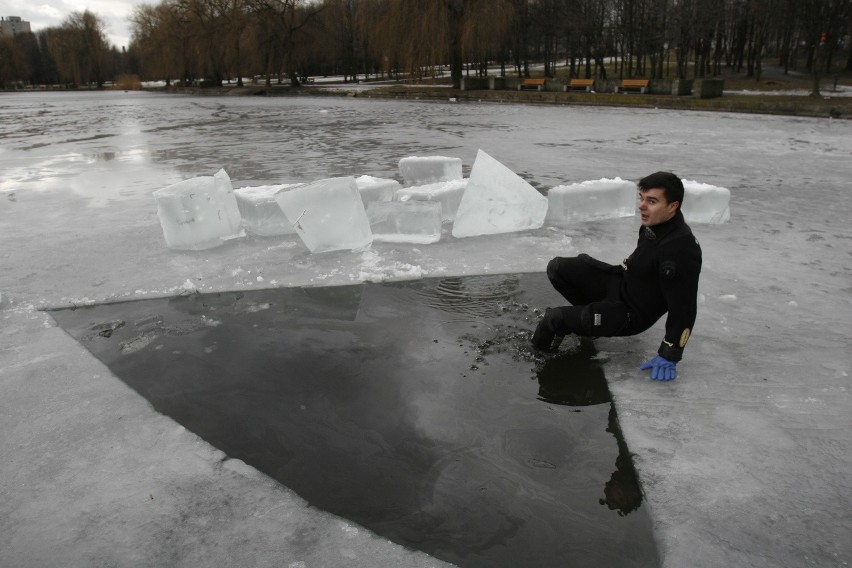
[
  {"xmin": 399, "ymin": 156, "xmax": 463, "ymax": 186},
  {"xmin": 451, "ymin": 150, "xmax": 548, "ymax": 238},
  {"xmin": 153, "ymin": 169, "xmax": 243, "ymax": 250},
  {"xmin": 367, "ymin": 201, "xmax": 442, "ymax": 244},
  {"xmin": 395, "ymin": 179, "xmax": 468, "ymax": 223},
  {"xmin": 546, "ymin": 177, "xmax": 636, "ymax": 225},
  {"xmin": 234, "ymin": 183, "xmax": 304, "ymax": 236},
  {"xmin": 682, "ymin": 180, "xmax": 731, "ymax": 223},
  {"xmin": 354, "ymin": 175, "xmax": 401, "ymax": 208},
  {"xmin": 274, "ymin": 177, "xmax": 372, "ymax": 253}
]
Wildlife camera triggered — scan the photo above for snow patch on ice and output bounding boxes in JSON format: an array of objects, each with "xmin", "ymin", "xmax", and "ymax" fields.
[{"xmin": 358, "ymin": 250, "xmax": 424, "ymax": 282}]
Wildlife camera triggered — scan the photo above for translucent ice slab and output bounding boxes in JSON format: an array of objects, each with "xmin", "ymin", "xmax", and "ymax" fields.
[
  {"xmin": 355, "ymin": 175, "xmax": 401, "ymax": 209},
  {"xmin": 546, "ymin": 177, "xmax": 636, "ymax": 225},
  {"xmin": 274, "ymin": 177, "xmax": 373, "ymax": 253},
  {"xmin": 452, "ymin": 150, "xmax": 548, "ymax": 238},
  {"xmin": 398, "ymin": 156, "xmax": 463, "ymax": 186},
  {"xmin": 234, "ymin": 183, "xmax": 304, "ymax": 236},
  {"xmin": 682, "ymin": 180, "xmax": 731, "ymax": 223},
  {"xmin": 367, "ymin": 200, "xmax": 442, "ymax": 244},
  {"xmin": 395, "ymin": 179, "xmax": 468, "ymax": 223},
  {"xmin": 153, "ymin": 169, "xmax": 243, "ymax": 250}
]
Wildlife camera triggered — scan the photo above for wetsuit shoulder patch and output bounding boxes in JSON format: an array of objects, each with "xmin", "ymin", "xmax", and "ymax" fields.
[{"xmin": 660, "ymin": 260, "xmax": 677, "ymax": 280}]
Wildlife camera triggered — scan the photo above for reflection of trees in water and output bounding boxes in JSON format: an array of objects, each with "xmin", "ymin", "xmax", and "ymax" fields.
[{"xmin": 535, "ymin": 338, "xmax": 644, "ymax": 517}]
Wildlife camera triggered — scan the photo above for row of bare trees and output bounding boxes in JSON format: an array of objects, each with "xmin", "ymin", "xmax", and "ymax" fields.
[
  {"xmin": 0, "ymin": 11, "xmax": 133, "ymax": 88},
  {"xmin": 128, "ymin": 0, "xmax": 852, "ymax": 87},
  {"xmin": 2, "ymin": 0, "xmax": 850, "ymax": 91}
]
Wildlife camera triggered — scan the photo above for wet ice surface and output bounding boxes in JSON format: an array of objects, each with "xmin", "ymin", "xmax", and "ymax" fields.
[
  {"xmin": 1, "ymin": 91, "xmax": 851, "ymax": 567},
  {"xmin": 51, "ymin": 273, "xmax": 658, "ymax": 568}
]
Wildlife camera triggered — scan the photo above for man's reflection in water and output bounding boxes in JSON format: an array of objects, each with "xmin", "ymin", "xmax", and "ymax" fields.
[{"xmin": 536, "ymin": 339, "xmax": 643, "ymax": 516}]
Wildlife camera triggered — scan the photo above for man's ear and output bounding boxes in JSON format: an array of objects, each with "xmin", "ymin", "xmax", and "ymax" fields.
[{"xmin": 669, "ymin": 200, "xmax": 680, "ymax": 212}]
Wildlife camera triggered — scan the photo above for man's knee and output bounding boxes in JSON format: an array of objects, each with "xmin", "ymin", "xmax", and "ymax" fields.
[
  {"xmin": 546, "ymin": 257, "xmax": 562, "ymax": 282},
  {"xmin": 547, "ymin": 256, "xmax": 582, "ymax": 283}
]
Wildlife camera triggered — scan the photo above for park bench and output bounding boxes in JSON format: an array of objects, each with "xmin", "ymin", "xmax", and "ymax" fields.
[
  {"xmin": 564, "ymin": 78, "xmax": 595, "ymax": 92},
  {"xmin": 615, "ymin": 79, "xmax": 649, "ymax": 94},
  {"xmin": 518, "ymin": 78, "xmax": 546, "ymax": 91}
]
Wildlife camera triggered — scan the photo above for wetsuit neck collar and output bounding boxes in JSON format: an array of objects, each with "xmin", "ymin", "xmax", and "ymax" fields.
[{"xmin": 641, "ymin": 210, "xmax": 685, "ymax": 240}]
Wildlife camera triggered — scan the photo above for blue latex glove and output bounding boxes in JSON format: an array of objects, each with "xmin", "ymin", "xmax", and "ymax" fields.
[{"xmin": 640, "ymin": 355, "xmax": 677, "ymax": 381}]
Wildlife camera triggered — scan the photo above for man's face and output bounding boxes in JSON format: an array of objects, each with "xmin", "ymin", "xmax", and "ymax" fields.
[{"xmin": 638, "ymin": 187, "xmax": 678, "ymax": 227}]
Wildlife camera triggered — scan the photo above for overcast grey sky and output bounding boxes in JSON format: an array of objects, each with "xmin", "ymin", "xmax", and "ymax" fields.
[{"xmin": 5, "ymin": 0, "xmax": 143, "ymax": 49}]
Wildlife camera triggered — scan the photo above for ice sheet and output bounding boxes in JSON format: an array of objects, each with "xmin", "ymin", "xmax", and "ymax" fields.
[
  {"xmin": 546, "ymin": 177, "xmax": 636, "ymax": 225},
  {"xmin": 355, "ymin": 175, "xmax": 401, "ymax": 209},
  {"xmin": 682, "ymin": 179, "xmax": 731, "ymax": 224},
  {"xmin": 399, "ymin": 156, "xmax": 463, "ymax": 186},
  {"xmin": 395, "ymin": 179, "xmax": 468, "ymax": 223},
  {"xmin": 153, "ymin": 169, "xmax": 243, "ymax": 250},
  {"xmin": 3, "ymin": 92, "xmax": 852, "ymax": 568},
  {"xmin": 274, "ymin": 177, "xmax": 373, "ymax": 253},
  {"xmin": 367, "ymin": 200, "xmax": 442, "ymax": 244},
  {"xmin": 234, "ymin": 183, "xmax": 304, "ymax": 236},
  {"xmin": 452, "ymin": 150, "xmax": 548, "ymax": 238}
]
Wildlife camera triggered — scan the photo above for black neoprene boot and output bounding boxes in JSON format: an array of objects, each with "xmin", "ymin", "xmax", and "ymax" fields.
[{"xmin": 532, "ymin": 311, "xmax": 565, "ymax": 351}]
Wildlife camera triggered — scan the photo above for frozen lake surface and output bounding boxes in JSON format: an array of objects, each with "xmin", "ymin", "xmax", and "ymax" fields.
[{"xmin": 1, "ymin": 91, "xmax": 851, "ymax": 568}]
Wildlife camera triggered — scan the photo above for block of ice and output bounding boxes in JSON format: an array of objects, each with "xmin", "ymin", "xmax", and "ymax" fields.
[
  {"xmin": 274, "ymin": 177, "xmax": 372, "ymax": 253},
  {"xmin": 355, "ymin": 175, "xmax": 401, "ymax": 208},
  {"xmin": 451, "ymin": 150, "xmax": 548, "ymax": 238},
  {"xmin": 234, "ymin": 183, "xmax": 304, "ymax": 236},
  {"xmin": 367, "ymin": 201, "xmax": 442, "ymax": 244},
  {"xmin": 153, "ymin": 169, "xmax": 243, "ymax": 250},
  {"xmin": 395, "ymin": 179, "xmax": 468, "ymax": 223},
  {"xmin": 546, "ymin": 177, "xmax": 636, "ymax": 225},
  {"xmin": 399, "ymin": 156, "xmax": 463, "ymax": 186},
  {"xmin": 682, "ymin": 180, "xmax": 731, "ymax": 223}
]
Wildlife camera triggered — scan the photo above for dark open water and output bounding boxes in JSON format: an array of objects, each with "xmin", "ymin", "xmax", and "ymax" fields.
[{"xmin": 51, "ymin": 272, "xmax": 658, "ymax": 568}]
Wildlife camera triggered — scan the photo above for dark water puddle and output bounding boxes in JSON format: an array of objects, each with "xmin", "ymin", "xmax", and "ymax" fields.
[{"xmin": 50, "ymin": 273, "xmax": 658, "ymax": 568}]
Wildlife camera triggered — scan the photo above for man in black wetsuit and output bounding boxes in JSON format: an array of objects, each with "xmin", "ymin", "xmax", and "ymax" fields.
[{"xmin": 532, "ymin": 171, "xmax": 702, "ymax": 381}]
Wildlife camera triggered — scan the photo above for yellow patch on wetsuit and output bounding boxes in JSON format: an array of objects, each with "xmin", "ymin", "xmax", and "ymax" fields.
[{"xmin": 679, "ymin": 328, "xmax": 691, "ymax": 348}]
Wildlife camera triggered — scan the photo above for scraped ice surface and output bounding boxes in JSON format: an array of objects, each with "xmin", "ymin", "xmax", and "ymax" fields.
[
  {"xmin": 234, "ymin": 183, "xmax": 304, "ymax": 236},
  {"xmin": 682, "ymin": 180, "xmax": 731, "ymax": 223},
  {"xmin": 153, "ymin": 169, "xmax": 243, "ymax": 250},
  {"xmin": 399, "ymin": 156, "xmax": 463, "ymax": 186},
  {"xmin": 395, "ymin": 179, "xmax": 468, "ymax": 222},
  {"xmin": 367, "ymin": 201, "xmax": 442, "ymax": 244},
  {"xmin": 274, "ymin": 177, "xmax": 372, "ymax": 253},
  {"xmin": 452, "ymin": 150, "xmax": 548, "ymax": 238},
  {"xmin": 355, "ymin": 175, "xmax": 401, "ymax": 208},
  {"xmin": 546, "ymin": 178, "xmax": 636, "ymax": 225}
]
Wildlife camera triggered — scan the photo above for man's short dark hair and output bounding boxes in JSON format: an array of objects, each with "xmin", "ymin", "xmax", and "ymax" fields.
[{"xmin": 638, "ymin": 171, "xmax": 684, "ymax": 206}]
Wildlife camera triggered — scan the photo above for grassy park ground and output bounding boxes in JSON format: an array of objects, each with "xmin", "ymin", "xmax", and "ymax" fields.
[
  {"xmin": 180, "ymin": 61, "xmax": 852, "ymax": 120},
  {"xmin": 319, "ymin": 63, "xmax": 852, "ymax": 119}
]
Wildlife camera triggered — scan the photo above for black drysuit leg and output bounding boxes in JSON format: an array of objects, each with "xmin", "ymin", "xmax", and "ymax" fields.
[{"xmin": 533, "ymin": 256, "xmax": 632, "ymax": 349}]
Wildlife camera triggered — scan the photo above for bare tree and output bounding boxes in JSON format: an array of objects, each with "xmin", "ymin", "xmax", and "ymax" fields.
[
  {"xmin": 131, "ymin": 4, "xmax": 182, "ymax": 85},
  {"xmin": 44, "ymin": 11, "xmax": 110, "ymax": 86},
  {"xmin": 0, "ymin": 35, "xmax": 29, "ymax": 87},
  {"xmin": 245, "ymin": 0, "xmax": 322, "ymax": 86}
]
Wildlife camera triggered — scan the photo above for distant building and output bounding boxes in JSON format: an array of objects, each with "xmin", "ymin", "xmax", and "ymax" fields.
[{"xmin": 1, "ymin": 16, "xmax": 31, "ymax": 37}]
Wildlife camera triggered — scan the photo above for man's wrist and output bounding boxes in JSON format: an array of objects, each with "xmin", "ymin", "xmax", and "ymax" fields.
[{"xmin": 658, "ymin": 340, "xmax": 683, "ymax": 362}]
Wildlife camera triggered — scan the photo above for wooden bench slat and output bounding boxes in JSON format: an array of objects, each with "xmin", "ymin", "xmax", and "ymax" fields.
[
  {"xmin": 518, "ymin": 78, "xmax": 546, "ymax": 91},
  {"xmin": 565, "ymin": 78, "xmax": 595, "ymax": 92},
  {"xmin": 616, "ymin": 79, "xmax": 649, "ymax": 93}
]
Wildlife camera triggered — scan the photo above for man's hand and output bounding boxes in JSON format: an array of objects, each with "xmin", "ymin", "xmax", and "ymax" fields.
[{"xmin": 640, "ymin": 355, "xmax": 677, "ymax": 381}]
